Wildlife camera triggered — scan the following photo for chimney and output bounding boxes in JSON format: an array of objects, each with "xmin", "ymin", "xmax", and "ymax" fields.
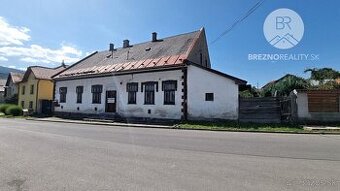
[
  {"xmin": 152, "ymin": 32, "xmax": 157, "ymax": 42},
  {"xmin": 123, "ymin": 40, "xmax": 130, "ymax": 48},
  {"xmin": 109, "ymin": 43, "xmax": 114, "ymax": 51},
  {"xmin": 61, "ymin": 60, "xmax": 66, "ymax": 67}
]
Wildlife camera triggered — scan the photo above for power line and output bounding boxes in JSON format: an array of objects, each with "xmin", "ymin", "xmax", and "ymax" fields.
[{"xmin": 210, "ymin": 0, "xmax": 266, "ymax": 45}]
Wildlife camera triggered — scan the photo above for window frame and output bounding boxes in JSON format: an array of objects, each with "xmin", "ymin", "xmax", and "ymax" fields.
[
  {"xmin": 29, "ymin": 101, "xmax": 33, "ymax": 109},
  {"xmin": 91, "ymin": 85, "xmax": 103, "ymax": 104},
  {"xmin": 22, "ymin": 86, "xmax": 25, "ymax": 95},
  {"xmin": 76, "ymin": 86, "xmax": 84, "ymax": 104},
  {"xmin": 142, "ymin": 82, "xmax": 158, "ymax": 105},
  {"xmin": 59, "ymin": 87, "xmax": 67, "ymax": 103},
  {"xmin": 126, "ymin": 83, "xmax": 138, "ymax": 104},
  {"xmin": 162, "ymin": 80, "xmax": 177, "ymax": 105},
  {"xmin": 205, "ymin": 93, "xmax": 214, "ymax": 101},
  {"xmin": 30, "ymin": 84, "xmax": 34, "ymax": 94}
]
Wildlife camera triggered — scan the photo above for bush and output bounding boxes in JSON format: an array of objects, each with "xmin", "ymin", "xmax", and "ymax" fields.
[
  {"xmin": 0, "ymin": 104, "xmax": 11, "ymax": 113},
  {"xmin": 5, "ymin": 105, "xmax": 23, "ymax": 116}
]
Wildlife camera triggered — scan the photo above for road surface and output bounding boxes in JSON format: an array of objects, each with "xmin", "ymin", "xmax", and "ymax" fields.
[{"xmin": 0, "ymin": 118, "xmax": 339, "ymax": 191}]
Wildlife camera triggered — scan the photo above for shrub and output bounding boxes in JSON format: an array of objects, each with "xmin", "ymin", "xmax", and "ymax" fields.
[
  {"xmin": 5, "ymin": 105, "xmax": 23, "ymax": 116},
  {"xmin": 0, "ymin": 104, "xmax": 11, "ymax": 113}
]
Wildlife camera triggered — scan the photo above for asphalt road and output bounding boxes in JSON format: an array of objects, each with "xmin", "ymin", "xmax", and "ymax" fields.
[{"xmin": 0, "ymin": 118, "xmax": 340, "ymax": 191}]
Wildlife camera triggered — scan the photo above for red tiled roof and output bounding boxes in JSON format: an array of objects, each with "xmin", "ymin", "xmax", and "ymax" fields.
[{"xmin": 54, "ymin": 29, "xmax": 201, "ymax": 79}]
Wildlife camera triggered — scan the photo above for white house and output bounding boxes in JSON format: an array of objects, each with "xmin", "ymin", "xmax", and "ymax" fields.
[{"xmin": 52, "ymin": 28, "xmax": 246, "ymax": 121}]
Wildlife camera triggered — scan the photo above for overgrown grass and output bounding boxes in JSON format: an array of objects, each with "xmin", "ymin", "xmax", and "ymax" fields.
[
  {"xmin": 178, "ymin": 121, "xmax": 306, "ymax": 133},
  {"xmin": 0, "ymin": 112, "xmax": 25, "ymax": 118}
]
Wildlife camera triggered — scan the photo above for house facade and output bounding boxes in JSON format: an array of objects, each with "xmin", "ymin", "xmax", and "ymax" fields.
[
  {"xmin": 53, "ymin": 28, "xmax": 246, "ymax": 120},
  {"xmin": 4, "ymin": 72, "xmax": 24, "ymax": 103},
  {"xmin": 18, "ymin": 65, "xmax": 66, "ymax": 114},
  {"xmin": 0, "ymin": 79, "xmax": 5, "ymax": 103}
]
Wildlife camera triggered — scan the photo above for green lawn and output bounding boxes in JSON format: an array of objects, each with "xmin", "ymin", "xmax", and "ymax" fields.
[
  {"xmin": 0, "ymin": 113, "xmax": 25, "ymax": 118},
  {"xmin": 177, "ymin": 121, "xmax": 338, "ymax": 134}
]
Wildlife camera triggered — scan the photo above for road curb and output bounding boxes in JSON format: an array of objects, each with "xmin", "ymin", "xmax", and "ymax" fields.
[
  {"xmin": 172, "ymin": 127, "xmax": 340, "ymax": 135},
  {"xmin": 26, "ymin": 118, "xmax": 174, "ymax": 129},
  {"xmin": 24, "ymin": 118, "xmax": 340, "ymax": 135}
]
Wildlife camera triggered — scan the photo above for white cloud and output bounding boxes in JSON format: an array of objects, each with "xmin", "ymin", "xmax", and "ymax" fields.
[
  {"xmin": 8, "ymin": 65, "xmax": 16, "ymax": 68},
  {"xmin": 0, "ymin": 56, "xmax": 8, "ymax": 61},
  {"xmin": 0, "ymin": 44, "xmax": 82, "ymax": 64},
  {"xmin": 0, "ymin": 17, "xmax": 30, "ymax": 46},
  {"xmin": 20, "ymin": 57, "xmax": 50, "ymax": 63},
  {"xmin": 0, "ymin": 16, "xmax": 83, "ymax": 65}
]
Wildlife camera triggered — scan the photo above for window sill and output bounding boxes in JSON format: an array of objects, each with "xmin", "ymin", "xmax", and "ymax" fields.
[{"xmin": 144, "ymin": 103, "xmax": 155, "ymax": 105}]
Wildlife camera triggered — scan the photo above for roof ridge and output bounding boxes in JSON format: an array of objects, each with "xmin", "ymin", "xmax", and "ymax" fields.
[
  {"xmin": 29, "ymin": 65, "xmax": 56, "ymax": 70},
  {"xmin": 99, "ymin": 29, "xmax": 201, "ymax": 52}
]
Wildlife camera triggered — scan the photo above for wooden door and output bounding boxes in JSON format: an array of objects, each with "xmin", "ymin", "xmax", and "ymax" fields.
[{"xmin": 105, "ymin": 90, "xmax": 116, "ymax": 113}]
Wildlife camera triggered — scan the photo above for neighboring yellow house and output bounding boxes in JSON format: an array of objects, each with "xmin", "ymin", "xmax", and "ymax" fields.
[{"xmin": 18, "ymin": 65, "xmax": 66, "ymax": 114}]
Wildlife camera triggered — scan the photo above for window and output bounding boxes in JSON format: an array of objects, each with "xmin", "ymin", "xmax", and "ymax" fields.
[
  {"xmin": 22, "ymin": 86, "xmax": 25, "ymax": 95},
  {"xmin": 59, "ymin": 87, "xmax": 67, "ymax": 103},
  {"xmin": 142, "ymin": 82, "xmax": 158, "ymax": 105},
  {"xmin": 30, "ymin": 84, "xmax": 34, "ymax": 94},
  {"xmin": 205, "ymin": 93, "xmax": 214, "ymax": 101},
  {"xmin": 29, "ymin": 101, "xmax": 33, "ymax": 109},
  {"xmin": 127, "ymin": 83, "xmax": 138, "ymax": 104},
  {"xmin": 200, "ymin": 53, "xmax": 203, "ymax": 65},
  {"xmin": 76, "ymin": 86, "xmax": 84, "ymax": 104},
  {"xmin": 21, "ymin": 101, "xmax": 24, "ymax": 108},
  {"xmin": 92, "ymin": 85, "xmax": 103, "ymax": 104},
  {"xmin": 162, "ymin": 80, "xmax": 177, "ymax": 105}
]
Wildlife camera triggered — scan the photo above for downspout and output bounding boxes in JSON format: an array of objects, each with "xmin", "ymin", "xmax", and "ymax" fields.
[{"xmin": 35, "ymin": 79, "xmax": 40, "ymax": 113}]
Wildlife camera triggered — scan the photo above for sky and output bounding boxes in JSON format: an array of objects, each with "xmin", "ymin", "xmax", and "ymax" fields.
[{"xmin": 0, "ymin": 0, "xmax": 339, "ymax": 87}]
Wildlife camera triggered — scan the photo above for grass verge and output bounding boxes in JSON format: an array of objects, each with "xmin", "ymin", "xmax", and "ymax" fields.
[
  {"xmin": 177, "ymin": 121, "xmax": 339, "ymax": 134},
  {"xmin": 0, "ymin": 114, "xmax": 25, "ymax": 118}
]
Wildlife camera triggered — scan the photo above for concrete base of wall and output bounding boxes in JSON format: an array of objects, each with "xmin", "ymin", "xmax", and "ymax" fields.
[
  {"xmin": 53, "ymin": 111, "xmax": 180, "ymax": 125},
  {"xmin": 298, "ymin": 112, "xmax": 340, "ymax": 124}
]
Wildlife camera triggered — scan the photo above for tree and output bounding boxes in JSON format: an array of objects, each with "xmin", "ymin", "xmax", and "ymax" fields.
[
  {"xmin": 304, "ymin": 68, "xmax": 340, "ymax": 84},
  {"xmin": 262, "ymin": 74, "xmax": 309, "ymax": 97}
]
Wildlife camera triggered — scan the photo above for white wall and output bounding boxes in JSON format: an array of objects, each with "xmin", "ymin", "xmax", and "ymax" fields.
[
  {"xmin": 187, "ymin": 65, "xmax": 239, "ymax": 120},
  {"xmin": 296, "ymin": 92, "xmax": 311, "ymax": 119},
  {"xmin": 55, "ymin": 70, "xmax": 184, "ymax": 119}
]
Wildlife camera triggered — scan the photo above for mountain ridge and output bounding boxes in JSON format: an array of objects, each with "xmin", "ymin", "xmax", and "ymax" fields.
[{"xmin": 0, "ymin": 65, "xmax": 25, "ymax": 79}]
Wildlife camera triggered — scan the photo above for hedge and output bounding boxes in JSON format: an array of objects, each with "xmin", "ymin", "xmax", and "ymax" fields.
[
  {"xmin": 0, "ymin": 104, "xmax": 12, "ymax": 113},
  {"xmin": 5, "ymin": 105, "xmax": 23, "ymax": 116}
]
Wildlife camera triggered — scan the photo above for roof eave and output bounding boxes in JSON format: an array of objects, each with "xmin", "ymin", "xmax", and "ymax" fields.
[{"xmin": 185, "ymin": 61, "xmax": 247, "ymax": 85}]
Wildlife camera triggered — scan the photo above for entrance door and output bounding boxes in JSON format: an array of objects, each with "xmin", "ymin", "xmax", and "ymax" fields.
[
  {"xmin": 41, "ymin": 100, "xmax": 52, "ymax": 115},
  {"xmin": 105, "ymin": 90, "xmax": 116, "ymax": 113}
]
